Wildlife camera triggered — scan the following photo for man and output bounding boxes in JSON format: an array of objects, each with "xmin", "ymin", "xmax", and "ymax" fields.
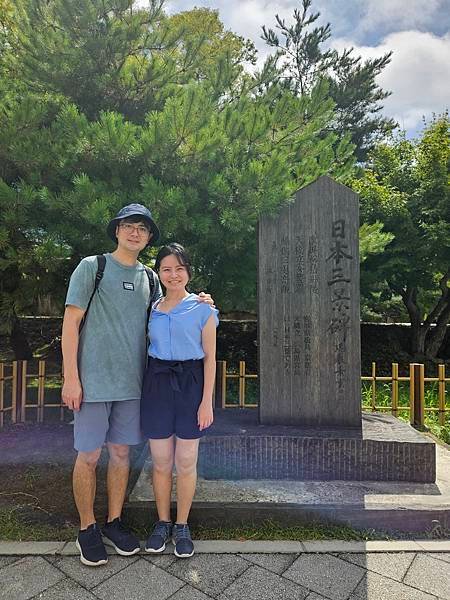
[{"xmin": 61, "ymin": 204, "xmax": 210, "ymax": 566}]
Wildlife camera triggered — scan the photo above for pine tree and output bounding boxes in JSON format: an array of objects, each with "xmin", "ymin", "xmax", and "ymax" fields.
[
  {"xmin": 0, "ymin": 0, "xmax": 359, "ymax": 357},
  {"xmin": 262, "ymin": 0, "xmax": 396, "ymax": 161}
]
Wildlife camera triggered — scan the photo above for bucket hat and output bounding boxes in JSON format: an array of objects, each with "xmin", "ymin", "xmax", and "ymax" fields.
[{"xmin": 106, "ymin": 203, "xmax": 160, "ymax": 245}]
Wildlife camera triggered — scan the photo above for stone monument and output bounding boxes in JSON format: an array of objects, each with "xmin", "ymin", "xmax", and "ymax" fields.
[
  {"xmin": 258, "ymin": 175, "xmax": 361, "ymax": 427},
  {"xmin": 127, "ymin": 175, "xmax": 436, "ymax": 517}
]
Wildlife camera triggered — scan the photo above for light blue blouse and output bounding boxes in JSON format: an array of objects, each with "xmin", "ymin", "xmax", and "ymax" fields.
[{"xmin": 148, "ymin": 293, "xmax": 219, "ymax": 361}]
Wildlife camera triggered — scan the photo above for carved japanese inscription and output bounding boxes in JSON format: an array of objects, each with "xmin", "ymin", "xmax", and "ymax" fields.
[{"xmin": 258, "ymin": 176, "xmax": 361, "ymax": 427}]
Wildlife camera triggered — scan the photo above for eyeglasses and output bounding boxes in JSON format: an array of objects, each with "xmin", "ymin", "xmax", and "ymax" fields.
[{"xmin": 119, "ymin": 223, "xmax": 150, "ymax": 236}]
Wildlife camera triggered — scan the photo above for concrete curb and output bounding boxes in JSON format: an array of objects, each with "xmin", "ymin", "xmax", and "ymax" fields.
[{"xmin": 1, "ymin": 540, "xmax": 449, "ymax": 555}]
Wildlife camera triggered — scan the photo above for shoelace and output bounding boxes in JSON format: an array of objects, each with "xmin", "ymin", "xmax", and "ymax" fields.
[
  {"xmin": 113, "ymin": 520, "xmax": 134, "ymax": 540},
  {"xmin": 153, "ymin": 522, "xmax": 171, "ymax": 538},
  {"xmin": 174, "ymin": 524, "xmax": 191, "ymax": 539},
  {"xmin": 85, "ymin": 525, "xmax": 103, "ymax": 546}
]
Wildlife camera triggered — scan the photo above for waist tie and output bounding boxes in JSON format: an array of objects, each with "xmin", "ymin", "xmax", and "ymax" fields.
[{"xmin": 150, "ymin": 358, "xmax": 201, "ymax": 393}]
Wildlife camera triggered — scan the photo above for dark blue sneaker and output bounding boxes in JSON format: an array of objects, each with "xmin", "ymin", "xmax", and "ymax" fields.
[
  {"xmin": 101, "ymin": 517, "xmax": 140, "ymax": 556},
  {"xmin": 145, "ymin": 521, "xmax": 172, "ymax": 553},
  {"xmin": 76, "ymin": 523, "xmax": 108, "ymax": 567},
  {"xmin": 173, "ymin": 523, "xmax": 194, "ymax": 558}
]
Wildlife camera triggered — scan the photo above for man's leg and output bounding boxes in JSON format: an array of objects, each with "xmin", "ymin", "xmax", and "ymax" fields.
[
  {"xmin": 106, "ymin": 443, "xmax": 130, "ymax": 522},
  {"xmin": 100, "ymin": 401, "xmax": 141, "ymax": 556},
  {"xmin": 174, "ymin": 438, "xmax": 200, "ymax": 524},
  {"xmin": 149, "ymin": 437, "xmax": 175, "ymax": 521},
  {"xmin": 73, "ymin": 448, "xmax": 102, "ymax": 529}
]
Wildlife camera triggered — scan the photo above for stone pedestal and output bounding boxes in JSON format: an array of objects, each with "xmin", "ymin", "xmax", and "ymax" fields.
[
  {"xmin": 258, "ymin": 176, "xmax": 361, "ymax": 426},
  {"xmin": 197, "ymin": 410, "xmax": 436, "ymax": 483}
]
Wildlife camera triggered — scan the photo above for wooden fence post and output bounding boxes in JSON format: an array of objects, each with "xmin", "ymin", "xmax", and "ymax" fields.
[
  {"xmin": 239, "ymin": 361, "xmax": 246, "ymax": 408},
  {"xmin": 438, "ymin": 364, "xmax": 446, "ymax": 426},
  {"xmin": 410, "ymin": 363, "xmax": 425, "ymax": 429},
  {"xmin": 0, "ymin": 363, "xmax": 4, "ymax": 428},
  {"xmin": 391, "ymin": 363, "xmax": 399, "ymax": 417}
]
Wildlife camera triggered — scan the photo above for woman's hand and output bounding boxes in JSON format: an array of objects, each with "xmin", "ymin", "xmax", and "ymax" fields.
[{"xmin": 197, "ymin": 400, "xmax": 214, "ymax": 431}]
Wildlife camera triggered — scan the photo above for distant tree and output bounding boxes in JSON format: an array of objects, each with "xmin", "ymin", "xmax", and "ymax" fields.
[
  {"xmin": 353, "ymin": 114, "xmax": 450, "ymax": 358},
  {"xmin": 167, "ymin": 7, "xmax": 257, "ymax": 78},
  {"xmin": 262, "ymin": 0, "xmax": 396, "ymax": 161}
]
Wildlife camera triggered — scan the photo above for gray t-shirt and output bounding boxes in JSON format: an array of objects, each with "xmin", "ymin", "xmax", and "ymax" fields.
[{"xmin": 65, "ymin": 253, "xmax": 162, "ymax": 402}]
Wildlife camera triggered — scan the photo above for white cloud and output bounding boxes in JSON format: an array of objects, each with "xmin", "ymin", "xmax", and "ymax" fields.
[
  {"xmin": 332, "ymin": 30, "xmax": 450, "ymax": 133},
  {"xmin": 358, "ymin": 0, "xmax": 447, "ymax": 36},
  {"xmin": 156, "ymin": 2, "xmax": 450, "ymax": 135},
  {"xmin": 165, "ymin": 1, "xmax": 294, "ymax": 51},
  {"xmin": 164, "ymin": 1, "xmax": 450, "ymax": 44}
]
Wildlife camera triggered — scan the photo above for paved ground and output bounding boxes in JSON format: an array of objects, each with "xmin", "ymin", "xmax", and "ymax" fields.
[{"xmin": 1, "ymin": 541, "xmax": 449, "ymax": 600}]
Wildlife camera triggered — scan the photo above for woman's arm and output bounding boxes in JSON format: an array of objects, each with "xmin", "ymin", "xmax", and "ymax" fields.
[{"xmin": 198, "ymin": 314, "xmax": 217, "ymax": 430}]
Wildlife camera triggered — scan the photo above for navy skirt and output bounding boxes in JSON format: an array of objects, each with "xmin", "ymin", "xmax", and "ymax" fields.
[{"xmin": 141, "ymin": 357, "xmax": 207, "ymax": 439}]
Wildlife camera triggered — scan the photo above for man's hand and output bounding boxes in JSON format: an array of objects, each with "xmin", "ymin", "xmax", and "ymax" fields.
[
  {"xmin": 198, "ymin": 292, "xmax": 215, "ymax": 307},
  {"xmin": 62, "ymin": 378, "xmax": 83, "ymax": 412}
]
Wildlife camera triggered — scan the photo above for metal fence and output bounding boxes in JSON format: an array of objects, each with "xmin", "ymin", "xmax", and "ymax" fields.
[{"xmin": 0, "ymin": 360, "xmax": 449, "ymax": 428}]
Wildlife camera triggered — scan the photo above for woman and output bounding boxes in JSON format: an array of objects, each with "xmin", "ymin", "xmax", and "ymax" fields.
[{"xmin": 141, "ymin": 243, "xmax": 218, "ymax": 558}]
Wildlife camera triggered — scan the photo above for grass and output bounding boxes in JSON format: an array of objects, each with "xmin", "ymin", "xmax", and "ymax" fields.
[
  {"xmin": 191, "ymin": 520, "xmax": 390, "ymax": 542},
  {"xmin": 0, "ymin": 509, "xmax": 390, "ymax": 542},
  {"xmin": 0, "ymin": 508, "xmax": 77, "ymax": 542}
]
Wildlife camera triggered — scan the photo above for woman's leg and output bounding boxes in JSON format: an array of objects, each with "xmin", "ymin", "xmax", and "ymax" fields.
[
  {"xmin": 174, "ymin": 438, "xmax": 200, "ymax": 524},
  {"xmin": 149, "ymin": 437, "xmax": 175, "ymax": 522}
]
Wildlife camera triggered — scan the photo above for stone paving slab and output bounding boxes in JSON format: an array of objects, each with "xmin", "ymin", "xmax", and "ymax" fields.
[
  {"xmin": 339, "ymin": 551, "xmax": 416, "ymax": 582},
  {"xmin": 348, "ymin": 571, "xmax": 438, "ymax": 600},
  {"xmin": 143, "ymin": 553, "xmax": 178, "ymax": 568},
  {"xmin": 0, "ymin": 556, "xmax": 65, "ymax": 600},
  {"xmin": 238, "ymin": 553, "xmax": 297, "ymax": 574},
  {"xmin": 428, "ymin": 552, "xmax": 450, "ymax": 563},
  {"xmin": 50, "ymin": 555, "xmax": 139, "ymax": 590},
  {"xmin": 93, "ymin": 558, "xmax": 184, "ymax": 600},
  {"xmin": 283, "ymin": 553, "xmax": 365, "ymax": 600},
  {"xmin": 31, "ymin": 578, "xmax": 98, "ymax": 600},
  {"xmin": 166, "ymin": 553, "xmax": 250, "ymax": 597},
  {"xmin": 0, "ymin": 549, "xmax": 447, "ymax": 600},
  {"xmin": 404, "ymin": 554, "xmax": 450, "ymax": 599},
  {"xmin": 169, "ymin": 585, "xmax": 213, "ymax": 600},
  {"xmin": 217, "ymin": 564, "xmax": 309, "ymax": 600},
  {"xmin": 0, "ymin": 556, "xmax": 20, "ymax": 569}
]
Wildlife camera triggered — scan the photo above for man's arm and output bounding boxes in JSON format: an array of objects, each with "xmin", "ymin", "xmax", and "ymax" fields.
[{"xmin": 61, "ymin": 305, "xmax": 85, "ymax": 412}]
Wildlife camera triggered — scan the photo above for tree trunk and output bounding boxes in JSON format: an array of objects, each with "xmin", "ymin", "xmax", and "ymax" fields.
[
  {"xmin": 410, "ymin": 323, "xmax": 428, "ymax": 356},
  {"xmin": 426, "ymin": 299, "xmax": 450, "ymax": 359},
  {"xmin": 398, "ymin": 286, "xmax": 429, "ymax": 356},
  {"xmin": 10, "ymin": 317, "xmax": 33, "ymax": 360}
]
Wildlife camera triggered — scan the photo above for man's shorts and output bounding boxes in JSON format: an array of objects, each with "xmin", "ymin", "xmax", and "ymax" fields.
[
  {"xmin": 73, "ymin": 399, "xmax": 143, "ymax": 452},
  {"xmin": 141, "ymin": 357, "xmax": 208, "ymax": 440}
]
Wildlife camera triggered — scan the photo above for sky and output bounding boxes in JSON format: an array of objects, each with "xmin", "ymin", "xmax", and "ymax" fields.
[{"xmin": 163, "ymin": 0, "xmax": 450, "ymax": 137}]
